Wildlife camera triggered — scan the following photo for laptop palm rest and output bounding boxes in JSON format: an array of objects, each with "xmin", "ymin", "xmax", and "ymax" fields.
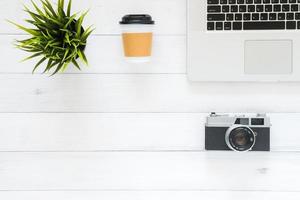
[{"xmin": 244, "ymin": 40, "xmax": 293, "ymax": 75}]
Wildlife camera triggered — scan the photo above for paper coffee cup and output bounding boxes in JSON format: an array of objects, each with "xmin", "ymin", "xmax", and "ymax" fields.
[{"xmin": 120, "ymin": 15, "xmax": 155, "ymax": 62}]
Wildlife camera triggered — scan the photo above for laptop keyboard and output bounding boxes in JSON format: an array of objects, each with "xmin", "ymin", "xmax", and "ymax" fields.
[{"xmin": 207, "ymin": 0, "xmax": 300, "ymax": 31}]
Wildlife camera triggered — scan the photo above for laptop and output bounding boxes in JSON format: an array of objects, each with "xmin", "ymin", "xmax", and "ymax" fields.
[{"xmin": 188, "ymin": 0, "xmax": 300, "ymax": 82}]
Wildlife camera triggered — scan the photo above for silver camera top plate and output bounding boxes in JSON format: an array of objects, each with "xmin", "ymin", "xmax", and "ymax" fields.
[{"xmin": 206, "ymin": 113, "xmax": 271, "ymax": 128}]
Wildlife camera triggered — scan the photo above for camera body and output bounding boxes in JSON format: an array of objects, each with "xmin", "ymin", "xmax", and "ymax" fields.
[{"xmin": 205, "ymin": 113, "xmax": 271, "ymax": 152}]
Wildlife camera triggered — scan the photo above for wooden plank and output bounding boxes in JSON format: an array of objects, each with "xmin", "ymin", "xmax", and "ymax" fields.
[
  {"xmin": 0, "ymin": 0, "xmax": 186, "ymax": 35},
  {"xmin": 1, "ymin": 191, "xmax": 300, "ymax": 200},
  {"xmin": 0, "ymin": 113, "xmax": 204, "ymax": 151},
  {"xmin": 0, "ymin": 152, "xmax": 299, "ymax": 191},
  {"xmin": 0, "ymin": 35, "xmax": 186, "ymax": 74},
  {"xmin": 0, "ymin": 74, "xmax": 300, "ymax": 113},
  {"xmin": 0, "ymin": 113, "xmax": 298, "ymax": 151}
]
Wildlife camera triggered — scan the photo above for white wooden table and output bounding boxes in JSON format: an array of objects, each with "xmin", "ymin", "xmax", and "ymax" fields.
[
  {"xmin": 1, "ymin": 0, "xmax": 300, "ymax": 199},
  {"xmin": 0, "ymin": 152, "xmax": 300, "ymax": 199}
]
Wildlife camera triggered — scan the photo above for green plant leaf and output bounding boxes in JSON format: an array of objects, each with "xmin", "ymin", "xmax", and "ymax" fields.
[
  {"xmin": 77, "ymin": 49, "xmax": 88, "ymax": 65},
  {"xmin": 67, "ymin": 0, "xmax": 72, "ymax": 17},
  {"xmin": 51, "ymin": 61, "xmax": 64, "ymax": 76},
  {"xmin": 22, "ymin": 52, "xmax": 44, "ymax": 62},
  {"xmin": 76, "ymin": 11, "xmax": 88, "ymax": 36},
  {"xmin": 42, "ymin": 0, "xmax": 57, "ymax": 18},
  {"xmin": 30, "ymin": 0, "xmax": 46, "ymax": 19},
  {"xmin": 62, "ymin": 48, "xmax": 69, "ymax": 62},
  {"xmin": 7, "ymin": 20, "xmax": 40, "ymax": 36},
  {"xmin": 45, "ymin": 58, "xmax": 53, "ymax": 72},
  {"xmin": 43, "ymin": 59, "xmax": 60, "ymax": 73},
  {"xmin": 32, "ymin": 57, "xmax": 47, "ymax": 73},
  {"xmin": 24, "ymin": 6, "xmax": 45, "ymax": 23},
  {"xmin": 72, "ymin": 59, "xmax": 81, "ymax": 70},
  {"xmin": 61, "ymin": 62, "xmax": 70, "ymax": 72},
  {"xmin": 81, "ymin": 25, "xmax": 94, "ymax": 41},
  {"xmin": 45, "ymin": 15, "xmax": 64, "ymax": 26},
  {"xmin": 9, "ymin": 0, "xmax": 93, "ymax": 75},
  {"xmin": 58, "ymin": 0, "xmax": 65, "ymax": 10},
  {"xmin": 65, "ymin": 48, "xmax": 77, "ymax": 61},
  {"xmin": 63, "ymin": 13, "xmax": 77, "ymax": 29},
  {"xmin": 57, "ymin": 0, "xmax": 66, "ymax": 19}
]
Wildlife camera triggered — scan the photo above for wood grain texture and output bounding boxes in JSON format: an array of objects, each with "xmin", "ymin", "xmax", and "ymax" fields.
[
  {"xmin": 0, "ymin": 35, "xmax": 186, "ymax": 74},
  {"xmin": 1, "ymin": 191, "xmax": 300, "ymax": 200},
  {"xmin": 0, "ymin": 152, "xmax": 299, "ymax": 191},
  {"xmin": 0, "ymin": 74, "xmax": 300, "ymax": 112},
  {"xmin": 0, "ymin": 113, "xmax": 298, "ymax": 151},
  {"xmin": 0, "ymin": 0, "xmax": 186, "ymax": 35},
  {"xmin": 0, "ymin": 113, "xmax": 204, "ymax": 151}
]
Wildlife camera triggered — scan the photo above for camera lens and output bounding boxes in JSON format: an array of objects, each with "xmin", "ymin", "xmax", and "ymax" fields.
[{"xmin": 225, "ymin": 125, "xmax": 256, "ymax": 152}]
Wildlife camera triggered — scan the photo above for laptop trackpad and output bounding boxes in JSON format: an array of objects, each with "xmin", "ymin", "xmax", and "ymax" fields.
[{"xmin": 244, "ymin": 40, "xmax": 293, "ymax": 74}]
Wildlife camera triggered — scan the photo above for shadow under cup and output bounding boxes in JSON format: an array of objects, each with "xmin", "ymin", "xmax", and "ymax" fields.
[{"xmin": 120, "ymin": 15, "xmax": 155, "ymax": 62}]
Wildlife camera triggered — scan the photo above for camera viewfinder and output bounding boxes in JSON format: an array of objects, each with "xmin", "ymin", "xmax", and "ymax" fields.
[
  {"xmin": 235, "ymin": 118, "xmax": 249, "ymax": 125},
  {"xmin": 251, "ymin": 118, "xmax": 265, "ymax": 126}
]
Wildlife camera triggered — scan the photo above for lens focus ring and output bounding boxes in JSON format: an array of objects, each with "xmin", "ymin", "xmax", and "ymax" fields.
[{"xmin": 225, "ymin": 125, "xmax": 256, "ymax": 152}]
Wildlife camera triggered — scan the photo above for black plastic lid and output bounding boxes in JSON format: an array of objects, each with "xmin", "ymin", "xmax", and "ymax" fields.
[{"xmin": 120, "ymin": 14, "xmax": 155, "ymax": 25}]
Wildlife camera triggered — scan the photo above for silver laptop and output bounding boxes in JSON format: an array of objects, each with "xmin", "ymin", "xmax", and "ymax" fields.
[{"xmin": 188, "ymin": 0, "xmax": 300, "ymax": 82}]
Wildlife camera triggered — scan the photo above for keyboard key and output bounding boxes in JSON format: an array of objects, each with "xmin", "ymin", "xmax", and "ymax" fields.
[
  {"xmin": 297, "ymin": 21, "xmax": 300, "ymax": 29},
  {"xmin": 216, "ymin": 22, "xmax": 223, "ymax": 30},
  {"xmin": 243, "ymin": 21, "xmax": 285, "ymax": 30},
  {"xmin": 248, "ymin": 5, "xmax": 255, "ymax": 12},
  {"xmin": 278, "ymin": 13, "xmax": 286, "ymax": 20},
  {"xmin": 229, "ymin": 0, "xmax": 237, "ymax": 3},
  {"xmin": 235, "ymin": 13, "xmax": 243, "ymax": 20},
  {"xmin": 252, "ymin": 13, "xmax": 260, "ymax": 20},
  {"xmin": 286, "ymin": 21, "xmax": 296, "ymax": 29},
  {"xmin": 244, "ymin": 13, "xmax": 251, "ymax": 20},
  {"xmin": 256, "ymin": 5, "xmax": 264, "ymax": 12},
  {"xmin": 287, "ymin": 13, "xmax": 294, "ymax": 20},
  {"xmin": 208, "ymin": 6, "xmax": 222, "ymax": 12},
  {"xmin": 246, "ymin": 0, "xmax": 254, "ymax": 3},
  {"xmin": 295, "ymin": 13, "xmax": 300, "ymax": 19},
  {"xmin": 239, "ymin": 5, "xmax": 247, "ymax": 12},
  {"xmin": 233, "ymin": 22, "xmax": 243, "ymax": 30},
  {"xmin": 269, "ymin": 13, "xmax": 277, "ymax": 20},
  {"xmin": 265, "ymin": 5, "xmax": 273, "ymax": 12},
  {"xmin": 220, "ymin": 0, "xmax": 228, "ymax": 4},
  {"xmin": 231, "ymin": 5, "xmax": 238, "ymax": 12},
  {"xmin": 208, "ymin": 0, "xmax": 219, "ymax": 4},
  {"xmin": 227, "ymin": 13, "xmax": 234, "ymax": 20},
  {"xmin": 291, "ymin": 4, "xmax": 299, "ymax": 12},
  {"xmin": 222, "ymin": 5, "xmax": 230, "ymax": 12},
  {"xmin": 264, "ymin": 0, "xmax": 271, "ymax": 3},
  {"xmin": 207, "ymin": 14, "xmax": 226, "ymax": 21},
  {"xmin": 237, "ymin": 0, "xmax": 245, "ymax": 3},
  {"xmin": 261, "ymin": 13, "xmax": 268, "ymax": 20},
  {"xmin": 254, "ymin": 0, "xmax": 262, "ymax": 3},
  {"xmin": 224, "ymin": 22, "xmax": 232, "ymax": 30},
  {"xmin": 282, "ymin": 5, "xmax": 290, "ymax": 12},
  {"xmin": 207, "ymin": 22, "xmax": 215, "ymax": 30},
  {"xmin": 274, "ymin": 5, "xmax": 281, "ymax": 12}
]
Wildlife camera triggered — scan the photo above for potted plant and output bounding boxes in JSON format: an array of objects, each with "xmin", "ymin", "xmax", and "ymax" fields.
[{"xmin": 8, "ymin": 0, "xmax": 94, "ymax": 75}]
